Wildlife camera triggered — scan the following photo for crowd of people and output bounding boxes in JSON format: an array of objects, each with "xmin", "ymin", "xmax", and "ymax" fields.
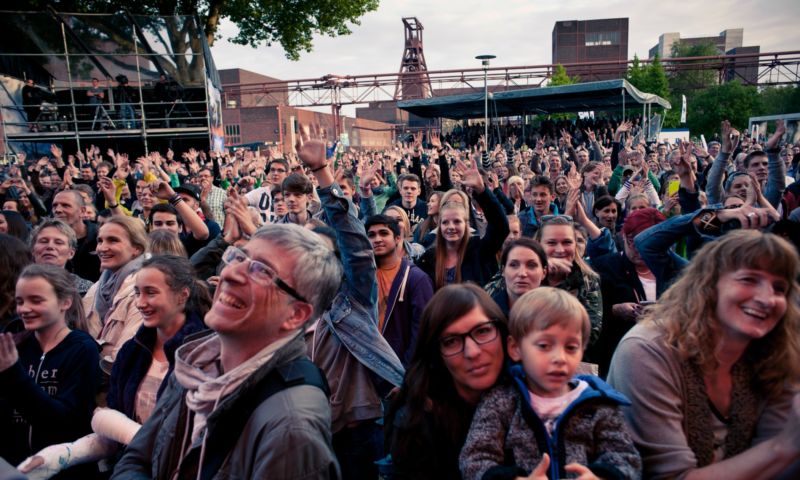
[{"xmin": 0, "ymin": 115, "xmax": 800, "ymax": 480}]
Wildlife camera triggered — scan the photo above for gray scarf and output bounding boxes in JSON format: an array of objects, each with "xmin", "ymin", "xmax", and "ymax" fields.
[{"xmin": 93, "ymin": 255, "xmax": 145, "ymax": 324}]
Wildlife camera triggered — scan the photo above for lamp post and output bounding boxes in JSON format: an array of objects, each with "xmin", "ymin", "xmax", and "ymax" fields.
[{"xmin": 475, "ymin": 54, "xmax": 495, "ymax": 148}]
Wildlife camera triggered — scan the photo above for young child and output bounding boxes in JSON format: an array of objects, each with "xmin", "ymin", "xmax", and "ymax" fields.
[{"xmin": 459, "ymin": 287, "xmax": 641, "ymax": 480}]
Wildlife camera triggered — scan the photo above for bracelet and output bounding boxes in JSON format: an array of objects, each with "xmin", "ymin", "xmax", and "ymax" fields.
[
  {"xmin": 311, "ymin": 163, "xmax": 329, "ymax": 173},
  {"xmin": 108, "ymin": 203, "xmax": 118, "ymax": 209},
  {"xmin": 168, "ymin": 194, "xmax": 184, "ymax": 206}
]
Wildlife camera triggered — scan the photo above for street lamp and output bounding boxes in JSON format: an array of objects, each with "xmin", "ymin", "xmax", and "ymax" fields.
[{"xmin": 475, "ymin": 54, "xmax": 495, "ymax": 148}]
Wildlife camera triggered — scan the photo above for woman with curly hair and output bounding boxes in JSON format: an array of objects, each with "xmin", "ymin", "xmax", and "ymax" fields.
[{"xmin": 608, "ymin": 230, "xmax": 800, "ymax": 479}]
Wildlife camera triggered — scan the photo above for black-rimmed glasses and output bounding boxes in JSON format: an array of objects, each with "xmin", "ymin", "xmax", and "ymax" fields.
[
  {"xmin": 439, "ymin": 321, "xmax": 499, "ymax": 357},
  {"xmin": 221, "ymin": 246, "xmax": 308, "ymax": 303}
]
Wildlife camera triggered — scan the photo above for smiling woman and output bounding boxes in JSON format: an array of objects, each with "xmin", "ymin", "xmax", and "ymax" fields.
[
  {"xmin": 0, "ymin": 265, "xmax": 100, "ymax": 477},
  {"xmin": 384, "ymin": 284, "xmax": 509, "ymax": 480},
  {"xmin": 608, "ymin": 230, "xmax": 800, "ymax": 479},
  {"xmin": 83, "ymin": 216, "xmax": 150, "ymax": 369},
  {"xmin": 30, "ymin": 220, "xmax": 94, "ymax": 296}
]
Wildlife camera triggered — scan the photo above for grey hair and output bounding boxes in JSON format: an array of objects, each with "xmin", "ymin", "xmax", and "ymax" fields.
[
  {"xmin": 30, "ymin": 219, "xmax": 78, "ymax": 250},
  {"xmin": 252, "ymin": 223, "xmax": 342, "ymax": 319}
]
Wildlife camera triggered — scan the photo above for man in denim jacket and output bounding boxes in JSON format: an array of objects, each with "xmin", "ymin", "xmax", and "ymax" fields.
[{"xmin": 297, "ymin": 125, "xmax": 405, "ymax": 480}]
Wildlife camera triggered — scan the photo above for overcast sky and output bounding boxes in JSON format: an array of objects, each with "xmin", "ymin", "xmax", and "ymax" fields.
[{"xmin": 211, "ymin": 0, "xmax": 799, "ymax": 82}]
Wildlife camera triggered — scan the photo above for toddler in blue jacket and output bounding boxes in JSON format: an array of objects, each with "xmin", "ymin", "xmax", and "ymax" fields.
[{"xmin": 459, "ymin": 287, "xmax": 641, "ymax": 480}]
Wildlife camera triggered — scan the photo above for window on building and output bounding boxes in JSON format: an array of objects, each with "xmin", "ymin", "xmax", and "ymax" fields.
[
  {"xmin": 225, "ymin": 124, "xmax": 241, "ymax": 145},
  {"xmin": 585, "ymin": 31, "xmax": 619, "ymax": 46}
]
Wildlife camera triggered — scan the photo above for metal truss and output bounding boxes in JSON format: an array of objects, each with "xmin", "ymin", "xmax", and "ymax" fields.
[{"xmin": 222, "ymin": 51, "xmax": 800, "ymax": 109}]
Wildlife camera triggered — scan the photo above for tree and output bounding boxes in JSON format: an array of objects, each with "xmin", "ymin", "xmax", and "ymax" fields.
[
  {"xmin": 18, "ymin": 0, "xmax": 380, "ymax": 60},
  {"xmin": 627, "ymin": 54, "xmax": 669, "ymax": 99},
  {"xmin": 549, "ymin": 64, "xmax": 580, "ymax": 86},
  {"xmin": 669, "ymin": 41, "xmax": 719, "ymax": 95},
  {"xmin": 758, "ymin": 86, "xmax": 800, "ymax": 115},
  {"xmin": 687, "ymin": 81, "xmax": 762, "ymax": 138}
]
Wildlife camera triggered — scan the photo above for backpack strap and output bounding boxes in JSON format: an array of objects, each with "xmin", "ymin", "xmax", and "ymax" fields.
[{"xmin": 198, "ymin": 357, "xmax": 329, "ymax": 480}]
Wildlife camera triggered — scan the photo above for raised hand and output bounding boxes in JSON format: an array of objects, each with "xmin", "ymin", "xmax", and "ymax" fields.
[
  {"xmin": 150, "ymin": 181, "xmax": 176, "ymax": 201},
  {"xmin": 460, "ymin": 159, "xmax": 485, "ymax": 194},
  {"xmin": 721, "ymin": 120, "xmax": 740, "ymax": 154},
  {"xmin": 295, "ymin": 124, "xmax": 327, "ymax": 171},
  {"xmin": 412, "ymin": 131, "xmax": 423, "ymax": 152},
  {"xmin": 767, "ymin": 119, "xmax": 787, "ymax": 150},
  {"xmin": 49, "ymin": 144, "xmax": 62, "ymax": 159},
  {"xmin": 429, "ymin": 130, "xmax": 442, "ymax": 150},
  {"xmin": 97, "ymin": 176, "xmax": 117, "ymax": 203}
]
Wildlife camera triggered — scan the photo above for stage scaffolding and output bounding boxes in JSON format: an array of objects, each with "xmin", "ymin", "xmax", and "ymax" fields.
[{"xmin": 0, "ymin": 10, "xmax": 224, "ymax": 159}]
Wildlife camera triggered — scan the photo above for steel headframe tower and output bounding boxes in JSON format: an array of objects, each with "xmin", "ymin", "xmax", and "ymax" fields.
[{"xmin": 394, "ymin": 17, "xmax": 433, "ymax": 101}]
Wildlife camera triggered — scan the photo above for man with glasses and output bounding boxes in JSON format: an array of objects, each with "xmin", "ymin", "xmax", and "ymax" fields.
[
  {"xmin": 198, "ymin": 167, "xmax": 226, "ymax": 224},
  {"xmin": 113, "ymin": 222, "xmax": 343, "ymax": 479}
]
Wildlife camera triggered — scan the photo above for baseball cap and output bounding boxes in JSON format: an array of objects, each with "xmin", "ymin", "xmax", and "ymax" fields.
[{"xmin": 174, "ymin": 183, "xmax": 201, "ymax": 201}]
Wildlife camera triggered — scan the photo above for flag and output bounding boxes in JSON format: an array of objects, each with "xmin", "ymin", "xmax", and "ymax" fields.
[{"xmin": 680, "ymin": 95, "xmax": 687, "ymax": 124}]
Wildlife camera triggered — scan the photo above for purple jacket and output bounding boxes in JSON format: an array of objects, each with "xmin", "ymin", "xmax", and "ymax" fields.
[{"xmin": 381, "ymin": 256, "xmax": 434, "ymax": 366}]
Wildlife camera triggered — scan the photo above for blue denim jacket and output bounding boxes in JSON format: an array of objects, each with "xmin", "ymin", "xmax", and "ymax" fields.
[{"xmin": 318, "ymin": 184, "xmax": 405, "ymax": 387}]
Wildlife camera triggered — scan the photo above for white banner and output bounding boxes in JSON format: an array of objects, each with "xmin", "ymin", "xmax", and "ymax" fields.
[{"xmin": 680, "ymin": 95, "xmax": 687, "ymax": 124}]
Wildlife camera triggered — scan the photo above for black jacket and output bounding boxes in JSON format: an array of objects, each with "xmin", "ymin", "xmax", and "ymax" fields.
[
  {"xmin": 0, "ymin": 330, "xmax": 100, "ymax": 476},
  {"xmin": 589, "ymin": 252, "xmax": 643, "ymax": 376},
  {"xmin": 107, "ymin": 311, "xmax": 208, "ymax": 420}
]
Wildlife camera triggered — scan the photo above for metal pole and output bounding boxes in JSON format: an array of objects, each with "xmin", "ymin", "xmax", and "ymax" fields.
[
  {"xmin": 61, "ymin": 22, "xmax": 81, "ymax": 153},
  {"xmin": 484, "ymin": 67, "xmax": 488, "ymax": 145},
  {"xmin": 133, "ymin": 34, "xmax": 149, "ymax": 155}
]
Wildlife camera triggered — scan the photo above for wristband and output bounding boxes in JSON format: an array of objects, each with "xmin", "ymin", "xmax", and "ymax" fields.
[
  {"xmin": 311, "ymin": 163, "xmax": 329, "ymax": 173},
  {"xmin": 168, "ymin": 194, "xmax": 184, "ymax": 206},
  {"xmin": 107, "ymin": 203, "xmax": 118, "ymax": 209}
]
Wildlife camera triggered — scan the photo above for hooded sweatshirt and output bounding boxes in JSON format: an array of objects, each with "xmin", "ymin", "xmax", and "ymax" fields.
[{"xmin": 0, "ymin": 329, "xmax": 100, "ymax": 474}]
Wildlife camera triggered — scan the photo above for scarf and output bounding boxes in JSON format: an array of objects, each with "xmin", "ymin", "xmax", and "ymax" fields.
[
  {"xmin": 93, "ymin": 255, "xmax": 145, "ymax": 324},
  {"xmin": 173, "ymin": 330, "xmax": 299, "ymax": 443},
  {"xmin": 682, "ymin": 360, "xmax": 760, "ymax": 467}
]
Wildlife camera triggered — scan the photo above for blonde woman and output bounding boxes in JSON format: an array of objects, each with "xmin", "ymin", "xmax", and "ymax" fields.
[{"xmin": 83, "ymin": 216, "xmax": 149, "ymax": 369}]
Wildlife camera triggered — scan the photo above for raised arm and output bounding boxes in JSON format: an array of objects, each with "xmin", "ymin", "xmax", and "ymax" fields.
[{"xmin": 764, "ymin": 120, "xmax": 787, "ymax": 208}]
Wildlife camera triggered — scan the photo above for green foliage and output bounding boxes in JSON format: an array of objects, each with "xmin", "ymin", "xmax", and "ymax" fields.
[
  {"xmin": 686, "ymin": 81, "xmax": 762, "ymax": 137},
  {"xmin": 627, "ymin": 54, "xmax": 669, "ymax": 99},
  {"xmin": 17, "ymin": 0, "xmax": 380, "ymax": 61},
  {"xmin": 219, "ymin": 0, "xmax": 380, "ymax": 60},
  {"xmin": 549, "ymin": 64, "xmax": 580, "ymax": 86},
  {"xmin": 759, "ymin": 86, "xmax": 800, "ymax": 115}
]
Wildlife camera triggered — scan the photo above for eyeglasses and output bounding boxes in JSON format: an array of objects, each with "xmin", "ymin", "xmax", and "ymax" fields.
[
  {"xmin": 439, "ymin": 321, "xmax": 499, "ymax": 357},
  {"xmin": 221, "ymin": 246, "xmax": 308, "ymax": 303}
]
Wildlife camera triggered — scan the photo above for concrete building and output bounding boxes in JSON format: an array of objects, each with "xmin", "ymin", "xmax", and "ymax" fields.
[
  {"xmin": 648, "ymin": 28, "xmax": 744, "ymax": 59},
  {"xmin": 648, "ymin": 29, "xmax": 760, "ymax": 84},
  {"xmin": 219, "ymin": 68, "xmax": 393, "ymax": 151},
  {"xmin": 551, "ymin": 18, "xmax": 629, "ymax": 81}
]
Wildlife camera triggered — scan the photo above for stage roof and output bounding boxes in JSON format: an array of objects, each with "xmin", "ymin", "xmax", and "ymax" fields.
[{"xmin": 397, "ymin": 79, "xmax": 671, "ymax": 119}]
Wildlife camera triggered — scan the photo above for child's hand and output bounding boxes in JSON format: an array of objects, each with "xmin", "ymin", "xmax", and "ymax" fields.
[
  {"xmin": 565, "ymin": 462, "xmax": 603, "ymax": 479},
  {"xmin": 517, "ymin": 453, "xmax": 550, "ymax": 480}
]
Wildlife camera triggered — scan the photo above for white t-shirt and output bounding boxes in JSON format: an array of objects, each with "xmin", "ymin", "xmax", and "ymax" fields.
[
  {"xmin": 639, "ymin": 275, "xmax": 657, "ymax": 303},
  {"xmin": 245, "ymin": 186, "xmax": 273, "ymax": 223}
]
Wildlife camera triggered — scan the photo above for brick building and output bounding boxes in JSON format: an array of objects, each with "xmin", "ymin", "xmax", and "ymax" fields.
[
  {"xmin": 552, "ymin": 18, "xmax": 629, "ymax": 81},
  {"xmin": 220, "ymin": 68, "xmax": 393, "ymax": 151}
]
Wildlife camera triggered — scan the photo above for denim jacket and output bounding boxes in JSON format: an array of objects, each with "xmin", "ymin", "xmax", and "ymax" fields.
[
  {"xmin": 705, "ymin": 151, "xmax": 785, "ymax": 207},
  {"xmin": 316, "ymin": 185, "xmax": 405, "ymax": 388}
]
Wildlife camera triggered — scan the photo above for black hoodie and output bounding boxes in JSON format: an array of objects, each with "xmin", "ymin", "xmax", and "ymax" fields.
[{"xmin": 0, "ymin": 329, "xmax": 100, "ymax": 475}]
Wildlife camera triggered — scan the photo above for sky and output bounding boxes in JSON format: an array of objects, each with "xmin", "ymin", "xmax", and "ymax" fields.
[{"xmin": 210, "ymin": 0, "xmax": 800, "ymax": 82}]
